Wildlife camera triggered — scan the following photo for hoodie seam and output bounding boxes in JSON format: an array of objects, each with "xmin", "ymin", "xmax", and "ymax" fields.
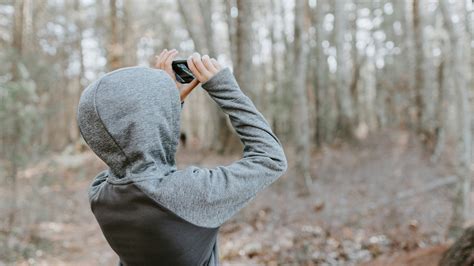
[{"xmin": 92, "ymin": 78, "xmax": 132, "ymax": 173}]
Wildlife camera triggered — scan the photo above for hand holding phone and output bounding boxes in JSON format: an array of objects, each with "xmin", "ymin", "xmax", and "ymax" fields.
[
  {"xmin": 186, "ymin": 53, "xmax": 222, "ymax": 84},
  {"xmin": 155, "ymin": 49, "xmax": 200, "ymax": 101}
]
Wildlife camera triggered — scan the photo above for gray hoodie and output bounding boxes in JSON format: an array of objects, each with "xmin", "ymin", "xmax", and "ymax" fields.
[{"xmin": 77, "ymin": 66, "xmax": 287, "ymax": 265}]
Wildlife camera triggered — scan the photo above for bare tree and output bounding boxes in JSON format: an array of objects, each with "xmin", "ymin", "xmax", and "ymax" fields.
[
  {"xmin": 293, "ymin": 0, "xmax": 311, "ymax": 194},
  {"xmin": 107, "ymin": 0, "xmax": 123, "ymax": 70},
  {"xmin": 349, "ymin": 1, "xmax": 362, "ymax": 128},
  {"xmin": 11, "ymin": 0, "xmax": 25, "ymax": 81},
  {"xmin": 413, "ymin": 0, "xmax": 435, "ymax": 142},
  {"xmin": 334, "ymin": 0, "xmax": 354, "ymax": 138},
  {"xmin": 440, "ymin": 0, "xmax": 472, "ymax": 238},
  {"xmin": 5, "ymin": 0, "xmax": 26, "ymax": 230},
  {"xmin": 431, "ymin": 40, "xmax": 448, "ymax": 163},
  {"xmin": 313, "ymin": 0, "xmax": 328, "ymax": 145},
  {"xmin": 395, "ymin": 0, "xmax": 415, "ymax": 126},
  {"xmin": 122, "ymin": 0, "xmax": 138, "ymax": 66},
  {"xmin": 224, "ymin": 0, "xmax": 237, "ymax": 64},
  {"xmin": 372, "ymin": 0, "xmax": 387, "ymax": 128},
  {"xmin": 176, "ymin": 0, "xmax": 208, "ymax": 53},
  {"xmin": 70, "ymin": 0, "xmax": 85, "ymax": 142},
  {"xmin": 268, "ymin": 0, "xmax": 280, "ymax": 129},
  {"xmin": 234, "ymin": 0, "xmax": 254, "ymax": 99}
]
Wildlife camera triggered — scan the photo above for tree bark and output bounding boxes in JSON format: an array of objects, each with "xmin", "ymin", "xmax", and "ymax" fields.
[
  {"xmin": 431, "ymin": 49, "xmax": 447, "ymax": 163},
  {"xmin": 71, "ymin": 0, "xmax": 85, "ymax": 142},
  {"xmin": 108, "ymin": 0, "xmax": 123, "ymax": 70},
  {"xmin": 234, "ymin": 0, "xmax": 254, "ymax": 99},
  {"xmin": 11, "ymin": 0, "xmax": 25, "ymax": 81},
  {"xmin": 413, "ymin": 0, "xmax": 434, "ymax": 141},
  {"xmin": 176, "ymin": 0, "xmax": 207, "ymax": 53},
  {"xmin": 122, "ymin": 0, "xmax": 137, "ymax": 66},
  {"xmin": 440, "ymin": 0, "xmax": 472, "ymax": 239},
  {"xmin": 198, "ymin": 0, "xmax": 216, "ymax": 56},
  {"xmin": 334, "ymin": 0, "xmax": 354, "ymax": 138},
  {"xmin": 313, "ymin": 0, "xmax": 328, "ymax": 145},
  {"xmin": 293, "ymin": 0, "xmax": 312, "ymax": 195},
  {"xmin": 394, "ymin": 0, "xmax": 414, "ymax": 127},
  {"xmin": 349, "ymin": 1, "xmax": 361, "ymax": 127},
  {"xmin": 440, "ymin": 226, "xmax": 474, "ymax": 266},
  {"xmin": 372, "ymin": 0, "xmax": 386, "ymax": 128},
  {"xmin": 224, "ymin": 0, "xmax": 237, "ymax": 64}
]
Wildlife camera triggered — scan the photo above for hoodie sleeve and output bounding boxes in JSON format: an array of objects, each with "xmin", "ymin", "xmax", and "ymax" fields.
[{"xmin": 142, "ymin": 67, "xmax": 287, "ymax": 228}]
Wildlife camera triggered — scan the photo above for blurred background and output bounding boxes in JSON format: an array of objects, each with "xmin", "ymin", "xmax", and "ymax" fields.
[{"xmin": 0, "ymin": 0, "xmax": 473, "ymax": 265}]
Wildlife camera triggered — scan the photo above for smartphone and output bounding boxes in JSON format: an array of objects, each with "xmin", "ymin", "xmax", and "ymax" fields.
[{"xmin": 172, "ymin": 60, "xmax": 195, "ymax": 84}]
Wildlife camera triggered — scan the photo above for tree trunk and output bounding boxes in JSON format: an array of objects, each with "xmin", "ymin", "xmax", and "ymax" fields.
[
  {"xmin": 293, "ymin": 0, "xmax": 312, "ymax": 195},
  {"xmin": 198, "ymin": 0, "xmax": 216, "ymax": 56},
  {"xmin": 275, "ymin": 0, "xmax": 295, "ymax": 140},
  {"xmin": 71, "ymin": 0, "xmax": 85, "ymax": 142},
  {"xmin": 394, "ymin": 0, "xmax": 414, "ymax": 127},
  {"xmin": 234, "ymin": 0, "xmax": 254, "ymax": 99},
  {"xmin": 108, "ymin": 0, "xmax": 123, "ymax": 70},
  {"xmin": 440, "ymin": 0, "xmax": 472, "ymax": 239},
  {"xmin": 214, "ymin": 0, "xmax": 254, "ymax": 153},
  {"xmin": 269, "ymin": 0, "xmax": 280, "ymax": 131},
  {"xmin": 440, "ymin": 226, "xmax": 474, "ymax": 266},
  {"xmin": 122, "ymin": 0, "xmax": 137, "ymax": 66},
  {"xmin": 224, "ymin": 0, "xmax": 237, "ymax": 64},
  {"xmin": 372, "ymin": 0, "xmax": 386, "ymax": 129},
  {"xmin": 349, "ymin": 2, "xmax": 361, "ymax": 127},
  {"xmin": 431, "ymin": 49, "xmax": 447, "ymax": 163},
  {"xmin": 11, "ymin": 0, "xmax": 25, "ymax": 81},
  {"xmin": 313, "ymin": 0, "xmax": 328, "ymax": 145},
  {"xmin": 413, "ymin": 0, "xmax": 434, "ymax": 141},
  {"xmin": 176, "ymin": 0, "xmax": 207, "ymax": 53},
  {"xmin": 334, "ymin": 0, "xmax": 353, "ymax": 138}
]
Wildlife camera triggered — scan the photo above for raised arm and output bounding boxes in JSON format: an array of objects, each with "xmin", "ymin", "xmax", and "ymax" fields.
[{"xmin": 147, "ymin": 54, "xmax": 287, "ymax": 228}]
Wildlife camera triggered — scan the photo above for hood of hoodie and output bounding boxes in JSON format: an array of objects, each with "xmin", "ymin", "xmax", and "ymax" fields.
[{"xmin": 77, "ymin": 67, "xmax": 181, "ymax": 179}]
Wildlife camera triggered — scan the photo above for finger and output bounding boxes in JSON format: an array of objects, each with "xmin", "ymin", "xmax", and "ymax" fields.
[
  {"xmin": 165, "ymin": 55, "xmax": 178, "ymax": 78},
  {"xmin": 155, "ymin": 53, "xmax": 164, "ymax": 68},
  {"xmin": 159, "ymin": 49, "xmax": 167, "ymax": 59},
  {"xmin": 187, "ymin": 56, "xmax": 204, "ymax": 82},
  {"xmin": 159, "ymin": 49, "xmax": 172, "ymax": 68},
  {"xmin": 192, "ymin": 53, "xmax": 212, "ymax": 79},
  {"xmin": 167, "ymin": 51, "xmax": 179, "ymax": 81},
  {"xmin": 210, "ymin": 58, "xmax": 221, "ymax": 70},
  {"xmin": 163, "ymin": 49, "xmax": 177, "ymax": 62},
  {"xmin": 156, "ymin": 49, "xmax": 168, "ymax": 68},
  {"xmin": 202, "ymin": 55, "xmax": 217, "ymax": 73},
  {"xmin": 164, "ymin": 50, "xmax": 178, "ymax": 70},
  {"xmin": 162, "ymin": 49, "xmax": 177, "ymax": 69}
]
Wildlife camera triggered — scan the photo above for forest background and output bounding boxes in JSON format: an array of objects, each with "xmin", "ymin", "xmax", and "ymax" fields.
[{"xmin": 0, "ymin": 0, "xmax": 473, "ymax": 264}]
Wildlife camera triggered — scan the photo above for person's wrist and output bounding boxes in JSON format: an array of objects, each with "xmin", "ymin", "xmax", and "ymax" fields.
[{"xmin": 201, "ymin": 67, "xmax": 233, "ymax": 89}]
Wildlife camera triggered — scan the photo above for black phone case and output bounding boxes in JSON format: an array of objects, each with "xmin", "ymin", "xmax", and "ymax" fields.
[{"xmin": 172, "ymin": 60, "xmax": 195, "ymax": 84}]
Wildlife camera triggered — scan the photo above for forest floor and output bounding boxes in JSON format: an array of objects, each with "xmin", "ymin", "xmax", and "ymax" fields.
[{"xmin": 1, "ymin": 129, "xmax": 469, "ymax": 265}]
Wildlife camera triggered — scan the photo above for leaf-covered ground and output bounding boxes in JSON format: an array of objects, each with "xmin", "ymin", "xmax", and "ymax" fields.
[{"xmin": 1, "ymin": 129, "xmax": 466, "ymax": 265}]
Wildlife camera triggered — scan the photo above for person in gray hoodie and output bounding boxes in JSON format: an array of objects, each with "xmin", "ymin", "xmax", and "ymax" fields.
[{"xmin": 76, "ymin": 49, "xmax": 288, "ymax": 266}]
